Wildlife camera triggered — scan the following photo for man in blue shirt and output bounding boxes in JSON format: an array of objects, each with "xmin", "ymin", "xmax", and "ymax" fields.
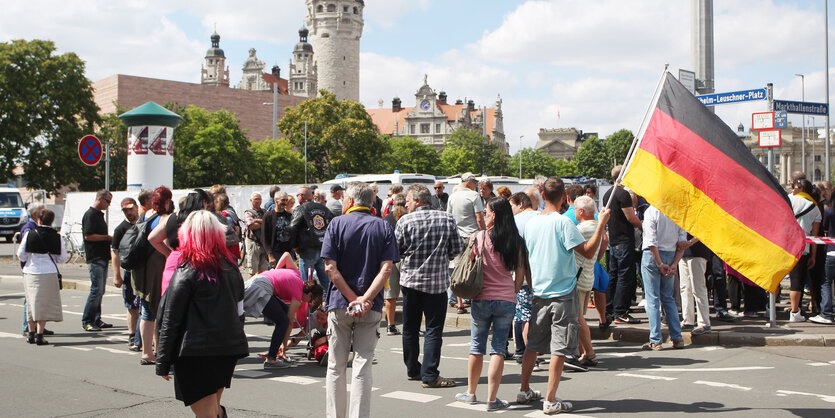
[
  {"xmin": 517, "ymin": 177, "xmax": 609, "ymax": 415},
  {"xmin": 321, "ymin": 181, "xmax": 399, "ymax": 418}
]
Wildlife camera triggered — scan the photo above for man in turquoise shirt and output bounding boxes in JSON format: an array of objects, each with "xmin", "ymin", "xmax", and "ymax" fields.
[{"xmin": 517, "ymin": 177, "xmax": 609, "ymax": 415}]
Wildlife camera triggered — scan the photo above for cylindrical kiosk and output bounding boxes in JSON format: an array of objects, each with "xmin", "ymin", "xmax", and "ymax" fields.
[{"xmin": 118, "ymin": 102, "xmax": 183, "ymax": 192}]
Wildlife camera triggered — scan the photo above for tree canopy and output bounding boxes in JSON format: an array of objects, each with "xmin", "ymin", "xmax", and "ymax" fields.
[
  {"xmin": 574, "ymin": 135, "xmax": 610, "ymax": 179},
  {"xmin": 0, "ymin": 39, "xmax": 102, "ymax": 192},
  {"xmin": 604, "ymin": 129, "xmax": 634, "ymax": 173},
  {"xmin": 510, "ymin": 147, "xmax": 558, "ymax": 178},
  {"xmin": 249, "ymin": 138, "xmax": 309, "ymax": 184},
  {"xmin": 380, "ymin": 135, "xmax": 441, "ymax": 175},
  {"xmin": 439, "ymin": 129, "xmax": 509, "ymax": 176},
  {"xmin": 278, "ymin": 90, "xmax": 385, "ymax": 181}
]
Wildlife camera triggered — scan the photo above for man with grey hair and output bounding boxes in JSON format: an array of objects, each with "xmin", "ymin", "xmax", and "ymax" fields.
[
  {"xmin": 322, "ymin": 181, "xmax": 399, "ymax": 418},
  {"xmin": 243, "ymin": 192, "xmax": 268, "ymax": 276},
  {"xmin": 397, "ymin": 184, "xmax": 463, "ymax": 388}
]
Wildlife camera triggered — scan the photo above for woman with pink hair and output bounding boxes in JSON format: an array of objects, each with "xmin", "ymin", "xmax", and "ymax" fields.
[{"xmin": 156, "ymin": 210, "xmax": 248, "ymax": 417}]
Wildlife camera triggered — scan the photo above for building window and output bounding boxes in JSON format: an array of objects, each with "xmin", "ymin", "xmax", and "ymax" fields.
[
  {"xmin": 435, "ymin": 123, "xmax": 441, "ymax": 133},
  {"xmin": 353, "ymin": 7, "xmax": 358, "ymax": 14},
  {"xmin": 327, "ymin": 4, "xmax": 336, "ymax": 12},
  {"xmin": 420, "ymin": 123, "xmax": 430, "ymax": 134},
  {"xmin": 410, "ymin": 124, "xmax": 415, "ymax": 134},
  {"xmin": 343, "ymin": 5, "xmax": 348, "ymax": 12},
  {"xmin": 775, "ymin": 155, "xmax": 780, "ymax": 164},
  {"xmin": 815, "ymin": 155, "xmax": 822, "ymax": 162},
  {"xmin": 317, "ymin": 5, "xmax": 323, "ymax": 12}
]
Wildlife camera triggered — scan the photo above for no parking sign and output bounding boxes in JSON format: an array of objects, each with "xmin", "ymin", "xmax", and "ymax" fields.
[{"xmin": 78, "ymin": 135, "xmax": 103, "ymax": 166}]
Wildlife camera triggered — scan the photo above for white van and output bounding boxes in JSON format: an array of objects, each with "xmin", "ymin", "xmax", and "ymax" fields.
[{"xmin": 0, "ymin": 185, "xmax": 27, "ymax": 242}]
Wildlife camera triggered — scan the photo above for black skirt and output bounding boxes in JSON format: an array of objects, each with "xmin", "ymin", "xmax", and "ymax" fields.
[{"xmin": 173, "ymin": 355, "xmax": 239, "ymax": 406}]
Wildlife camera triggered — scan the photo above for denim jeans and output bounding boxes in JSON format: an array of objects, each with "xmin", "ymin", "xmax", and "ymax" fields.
[
  {"xmin": 401, "ymin": 286, "xmax": 447, "ymax": 383},
  {"xmin": 299, "ymin": 247, "xmax": 330, "ymax": 301},
  {"xmin": 82, "ymin": 260, "xmax": 108, "ymax": 326},
  {"xmin": 469, "ymin": 299, "xmax": 515, "ymax": 356},
  {"xmin": 641, "ymin": 250, "xmax": 682, "ymax": 344},
  {"xmin": 607, "ymin": 243, "xmax": 637, "ymax": 317},
  {"xmin": 822, "ymin": 256, "xmax": 835, "ymax": 320}
]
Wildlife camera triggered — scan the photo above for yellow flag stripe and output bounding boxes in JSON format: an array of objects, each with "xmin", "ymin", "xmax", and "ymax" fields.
[{"xmin": 623, "ymin": 149, "xmax": 797, "ymax": 293}]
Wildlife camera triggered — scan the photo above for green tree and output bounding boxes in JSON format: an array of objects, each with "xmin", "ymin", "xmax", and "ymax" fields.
[
  {"xmin": 169, "ymin": 105, "xmax": 254, "ymax": 188},
  {"xmin": 574, "ymin": 135, "xmax": 610, "ymax": 179},
  {"xmin": 554, "ymin": 159, "xmax": 579, "ymax": 177},
  {"xmin": 439, "ymin": 129, "xmax": 509, "ymax": 176},
  {"xmin": 380, "ymin": 135, "xmax": 441, "ymax": 174},
  {"xmin": 249, "ymin": 138, "xmax": 309, "ymax": 184},
  {"xmin": 278, "ymin": 90, "xmax": 385, "ymax": 181},
  {"xmin": 0, "ymin": 39, "xmax": 101, "ymax": 192},
  {"xmin": 92, "ymin": 109, "xmax": 129, "ymax": 191},
  {"xmin": 604, "ymin": 128, "xmax": 634, "ymax": 170},
  {"xmin": 509, "ymin": 147, "xmax": 558, "ymax": 178}
]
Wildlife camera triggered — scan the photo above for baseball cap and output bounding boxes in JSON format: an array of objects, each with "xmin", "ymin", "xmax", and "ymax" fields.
[
  {"xmin": 330, "ymin": 184, "xmax": 345, "ymax": 193},
  {"xmin": 461, "ymin": 172, "xmax": 477, "ymax": 182},
  {"xmin": 120, "ymin": 197, "xmax": 137, "ymax": 210}
]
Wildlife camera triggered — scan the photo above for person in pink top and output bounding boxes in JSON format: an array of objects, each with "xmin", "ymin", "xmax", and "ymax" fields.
[{"xmin": 455, "ymin": 198, "xmax": 527, "ymax": 411}]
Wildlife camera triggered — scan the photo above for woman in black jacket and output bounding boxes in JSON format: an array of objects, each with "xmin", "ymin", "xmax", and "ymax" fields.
[{"xmin": 156, "ymin": 210, "xmax": 248, "ymax": 417}]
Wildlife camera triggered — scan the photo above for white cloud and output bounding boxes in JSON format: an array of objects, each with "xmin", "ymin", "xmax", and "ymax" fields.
[{"xmin": 363, "ymin": 0, "xmax": 431, "ymax": 28}]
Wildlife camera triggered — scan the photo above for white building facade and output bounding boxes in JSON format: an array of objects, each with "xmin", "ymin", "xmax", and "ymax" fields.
[{"xmin": 305, "ymin": 0, "xmax": 364, "ymax": 102}]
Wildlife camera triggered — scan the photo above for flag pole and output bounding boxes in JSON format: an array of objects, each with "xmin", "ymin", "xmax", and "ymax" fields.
[{"xmin": 605, "ymin": 64, "xmax": 670, "ymax": 209}]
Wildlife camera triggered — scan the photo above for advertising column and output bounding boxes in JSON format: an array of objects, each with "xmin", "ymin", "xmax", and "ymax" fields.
[{"xmin": 118, "ymin": 102, "xmax": 183, "ymax": 192}]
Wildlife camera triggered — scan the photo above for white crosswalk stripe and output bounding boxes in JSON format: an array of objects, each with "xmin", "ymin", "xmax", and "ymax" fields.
[{"xmin": 380, "ymin": 391, "xmax": 441, "ymax": 403}]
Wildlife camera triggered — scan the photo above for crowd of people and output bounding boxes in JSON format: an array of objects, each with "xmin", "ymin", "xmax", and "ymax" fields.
[{"xmin": 13, "ymin": 167, "xmax": 835, "ymax": 417}]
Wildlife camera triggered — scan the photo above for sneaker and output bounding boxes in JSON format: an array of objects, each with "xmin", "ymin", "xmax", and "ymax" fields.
[
  {"xmin": 742, "ymin": 311, "xmax": 759, "ymax": 318},
  {"xmin": 680, "ymin": 322, "xmax": 694, "ymax": 331},
  {"xmin": 728, "ymin": 309, "xmax": 740, "ymax": 317},
  {"xmin": 563, "ymin": 356, "xmax": 589, "ymax": 372},
  {"xmin": 387, "ymin": 325, "xmax": 401, "ymax": 336},
  {"xmin": 691, "ymin": 327, "xmax": 710, "ymax": 336},
  {"xmin": 543, "ymin": 399, "xmax": 573, "ymax": 415},
  {"xmin": 715, "ymin": 311, "xmax": 736, "ymax": 322},
  {"xmin": 599, "ymin": 318, "xmax": 612, "ymax": 330},
  {"xmin": 83, "ymin": 324, "xmax": 101, "ymax": 332},
  {"xmin": 672, "ymin": 339, "xmax": 685, "ymax": 349},
  {"xmin": 514, "ymin": 354, "xmax": 524, "ymax": 364},
  {"xmin": 789, "ymin": 310, "xmax": 806, "ymax": 323},
  {"xmin": 809, "ymin": 315, "xmax": 834, "ymax": 324},
  {"xmin": 533, "ymin": 363, "xmax": 544, "ymax": 372},
  {"xmin": 614, "ymin": 314, "xmax": 641, "ymax": 324},
  {"xmin": 486, "ymin": 398, "xmax": 509, "ymax": 412},
  {"xmin": 641, "ymin": 342, "xmax": 662, "ymax": 351},
  {"xmin": 455, "ymin": 392, "xmax": 477, "ymax": 404},
  {"xmin": 516, "ymin": 389, "xmax": 542, "ymax": 404},
  {"xmin": 96, "ymin": 321, "xmax": 113, "ymax": 329},
  {"xmin": 263, "ymin": 358, "xmax": 292, "ymax": 369}
]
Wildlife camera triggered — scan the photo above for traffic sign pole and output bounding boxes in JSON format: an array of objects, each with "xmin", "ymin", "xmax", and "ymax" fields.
[
  {"xmin": 105, "ymin": 141, "xmax": 110, "ymax": 192},
  {"xmin": 766, "ymin": 82, "xmax": 777, "ymax": 329}
]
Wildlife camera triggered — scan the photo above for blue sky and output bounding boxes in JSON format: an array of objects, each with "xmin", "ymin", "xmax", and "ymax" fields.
[{"xmin": 3, "ymin": 0, "xmax": 835, "ymax": 153}]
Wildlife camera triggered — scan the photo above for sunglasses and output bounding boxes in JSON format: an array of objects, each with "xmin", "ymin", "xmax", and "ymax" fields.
[{"xmin": 434, "ymin": 186, "xmax": 443, "ymax": 190}]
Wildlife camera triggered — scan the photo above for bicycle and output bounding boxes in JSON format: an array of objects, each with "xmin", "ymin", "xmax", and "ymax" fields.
[{"xmin": 61, "ymin": 222, "xmax": 85, "ymax": 263}]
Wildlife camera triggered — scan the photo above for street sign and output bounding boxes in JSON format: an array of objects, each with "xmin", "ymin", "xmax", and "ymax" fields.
[
  {"xmin": 752, "ymin": 112, "xmax": 774, "ymax": 130},
  {"xmin": 772, "ymin": 99, "xmax": 829, "ymax": 115},
  {"xmin": 78, "ymin": 135, "xmax": 103, "ymax": 166},
  {"xmin": 774, "ymin": 110, "xmax": 788, "ymax": 129},
  {"xmin": 678, "ymin": 69, "xmax": 696, "ymax": 95},
  {"xmin": 758, "ymin": 129, "xmax": 781, "ymax": 148},
  {"xmin": 696, "ymin": 88, "xmax": 767, "ymax": 106}
]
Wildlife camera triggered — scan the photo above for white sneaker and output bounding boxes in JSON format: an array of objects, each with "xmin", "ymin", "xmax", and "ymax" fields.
[
  {"xmin": 809, "ymin": 315, "xmax": 834, "ymax": 324},
  {"xmin": 516, "ymin": 389, "xmax": 542, "ymax": 404},
  {"xmin": 789, "ymin": 310, "xmax": 806, "ymax": 323},
  {"xmin": 543, "ymin": 399, "xmax": 574, "ymax": 415}
]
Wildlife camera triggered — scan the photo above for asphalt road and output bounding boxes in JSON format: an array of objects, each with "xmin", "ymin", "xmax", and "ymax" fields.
[{"xmin": 1, "ymin": 280, "xmax": 835, "ymax": 417}]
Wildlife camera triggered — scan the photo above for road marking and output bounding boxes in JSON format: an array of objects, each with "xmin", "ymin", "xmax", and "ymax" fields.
[
  {"xmin": 776, "ymin": 390, "xmax": 835, "ymax": 403},
  {"xmin": 636, "ymin": 366, "xmax": 773, "ymax": 372},
  {"xmin": 6, "ymin": 303, "xmax": 23, "ymax": 307},
  {"xmin": 700, "ymin": 346, "xmax": 724, "ymax": 351},
  {"xmin": 0, "ymin": 302, "xmax": 5, "ymax": 306},
  {"xmin": 0, "ymin": 331, "xmax": 24, "ymax": 339},
  {"xmin": 599, "ymin": 352, "xmax": 635, "ymax": 358},
  {"xmin": 445, "ymin": 401, "xmax": 514, "ymax": 413},
  {"xmin": 830, "ymin": 360, "xmax": 835, "ymax": 365},
  {"xmin": 269, "ymin": 376, "xmax": 319, "ymax": 385},
  {"xmin": 807, "ymin": 362, "xmax": 831, "ymax": 367},
  {"xmin": 446, "ymin": 343, "xmax": 471, "ymax": 347},
  {"xmin": 524, "ymin": 412, "xmax": 593, "ymax": 417},
  {"xmin": 62, "ymin": 346, "xmax": 93, "ymax": 352},
  {"xmin": 693, "ymin": 380, "xmax": 751, "ymax": 391},
  {"xmin": 320, "ymin": 385, "xmax": 379, "ymax": 391},
  {"xmin": 61, "ymin": 310, "xmax": 125, "ymax": 322},
  {"xmin": 380, "ymin": 391, "xmax": 442, "ymax": 403},
  {"xmin": 0, "ymin": 292, "xmax": 24, "ymax": 297},
  {"xmin": 95, "ymin": 346, "xmax": 135, "ymax": 355},
  {"xmin": 617, "ymin": 373, "xmax": 676, "ymax": 381},
  {"xmin": 107, "ymin": 336, "xmax": 129, "ymax": 343}
]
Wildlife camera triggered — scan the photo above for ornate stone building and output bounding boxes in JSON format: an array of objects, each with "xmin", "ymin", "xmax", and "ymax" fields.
[
  {"xmin": 200, "ymin": 31, "xmax": 230, "ymax": 87},
  {"xmin": 288, "ymin": 27, "xmax": 318, "ymax": 98},
  {"xmin": 237, "ymin": 48, "xmax": 272, "ymax": 91},
  {"xmin": 366, "ymin": 76, "xmax": 507, "ymax": 153},
  {"xmin": 742, "ymin": 122, "xmax": 831, "ymax": 185},
  {"xmin": 535, "ymin": 128, "xmax": 598, "ymax": 160},
  {"xmin": 305, "ymin": 0, "xmax": 364, "ymax": 101}
]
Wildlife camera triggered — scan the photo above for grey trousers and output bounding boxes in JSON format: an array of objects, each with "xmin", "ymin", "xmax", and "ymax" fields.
[{"xmin": 326, "ymin": 309, "xmax": 382, "ymax": 418}]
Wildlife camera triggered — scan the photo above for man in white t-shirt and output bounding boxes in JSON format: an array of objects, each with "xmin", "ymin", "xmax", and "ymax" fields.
[
  {"xmin": 572, "ymin": 196, "xmax": 601, "ymax": 367},
  {"xmin": 446, "ymin": 172, "xmax": 485, "ymax": 309},
  {"xmin": 787, "ymin": 179, "xmax": 821, "ymax": 322}
]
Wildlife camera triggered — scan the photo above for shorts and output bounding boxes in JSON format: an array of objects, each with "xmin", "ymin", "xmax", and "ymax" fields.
[
  {"xmin": 789, "ymin": 253, "xmax": 810, "ymax": 291},
  {"xmin": 140, "ymin": 299, "xmax": 155, "ymax": 321},
  {"xmin": 384, "ymin": 262, "xmax": 401, "ymax": 300},
  {"xmin": 514, "ymin": 284, "xmax": 532, "ymax": 322},
  {"xmin": 469, "ymin": 299, "xmax": 516, "ymax": 356},
  {"xmin": 526, "ymin": 291, "xmax": 579, "ymax": 357},
  {"xmin": 576, "ymin": 290, "xmax": 590, "ymax": 317},
  {"xmin": 121, "ymin": 271, "xmax": 141, "ymax": 310}
]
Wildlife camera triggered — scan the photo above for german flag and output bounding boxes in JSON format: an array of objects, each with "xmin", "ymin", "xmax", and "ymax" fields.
[{"xmin": 622, "ymin": 73, "xmax": 804, "ymax": 293}]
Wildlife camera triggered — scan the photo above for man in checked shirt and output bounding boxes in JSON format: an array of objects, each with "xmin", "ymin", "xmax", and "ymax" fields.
[{"xmin": 395, "ymin": 184, "xmax": 464, "ymax": 388}]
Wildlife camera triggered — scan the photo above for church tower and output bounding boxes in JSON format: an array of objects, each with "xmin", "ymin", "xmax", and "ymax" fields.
[
  {"xmin": 201, "ymin": 31, "xmax": 229, "ymax": 87},
  {"xmin": 289, "ymin": 27, "xmax": 318, "ymax": 98},
  {"xmin": 237, "ymin": 48, "xmax": 270, "ymax": 91},
  {"xmin": 305, "ymin": 0, "xmax": 364, "ymax": 101}
]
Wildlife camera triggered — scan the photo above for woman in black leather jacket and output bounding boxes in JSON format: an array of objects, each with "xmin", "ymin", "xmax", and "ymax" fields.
[{"xmin": 156, "ymin": 210, "xmax": 248, "ymax": 417}]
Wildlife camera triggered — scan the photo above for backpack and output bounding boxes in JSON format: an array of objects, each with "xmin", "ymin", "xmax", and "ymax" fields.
[{"xmin": 118, "ymin": 214, "xmax": 159, "ymax": 270}]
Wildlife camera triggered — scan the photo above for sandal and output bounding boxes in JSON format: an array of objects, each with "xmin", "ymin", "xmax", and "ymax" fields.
[
  {"xmin": 35, "ymin": 333, "xmax": 49, "ymax": 346},
  {"xmin": 457, "ymin": 307, "xmax": 468, "ymax": 314},
  {"xmin": 422, "ymin": 376, "xmax": 457, "ymax": 388},
  {"xmin": 140, "ymin": 358, "xmax": 155, "ymax": 365},
  {"xmin": 579, "ymin": 354, "xmax": 598, "ymax": 367}
]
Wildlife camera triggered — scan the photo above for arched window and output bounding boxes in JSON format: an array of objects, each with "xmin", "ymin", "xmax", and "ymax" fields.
[
  {"xmin": 317, "ymin": 5, "xmax": 323, "ymax": 12},
  {"xmin": 815, "ymin": 168, "xmax": 822, "ymax": 181},
  {"xmin": 353, "ymin": 7, "xmax": 358, "ymax": 14},
  {"xmin": 327, "ymin": 4, "xmax": 336, "ymax": 12}
]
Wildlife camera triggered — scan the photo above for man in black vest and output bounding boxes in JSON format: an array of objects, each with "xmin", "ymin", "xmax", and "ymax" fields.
[{"xmin": 291, "ymin": 186, "xmax": 335, "ymax": 297}]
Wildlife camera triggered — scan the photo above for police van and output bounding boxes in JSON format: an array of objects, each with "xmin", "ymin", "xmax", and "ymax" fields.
[{"xmin": 0, "ymin": 185, "xmax": 27, "ymax": 242}]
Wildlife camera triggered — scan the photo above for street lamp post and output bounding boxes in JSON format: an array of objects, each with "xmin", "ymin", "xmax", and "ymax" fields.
[
  {"xmin": 519, "ymin": 135, "xmax": 524, "ymax": 178},
  {"xmin": 262, "ymin": 82, "xmax": 279, "ymax": 139},
  {"xmin": 304, "ymin": 119, "xmax": 308, "ymax": 184},
  {"xmin": 797, "ymin": 74, "xmax": 805, "ymax": 174}
]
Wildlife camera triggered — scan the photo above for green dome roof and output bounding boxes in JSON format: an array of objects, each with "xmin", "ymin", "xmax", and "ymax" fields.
[{"xmin": 118, "ymin": 101, "xmax": 183, "ymax": 127}]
